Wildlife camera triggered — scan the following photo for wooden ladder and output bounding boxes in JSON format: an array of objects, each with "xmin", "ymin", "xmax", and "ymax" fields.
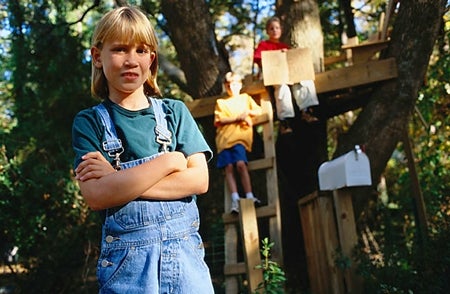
[
  {"xmin": 186, "ymin": 83, "xmax": 283, "ymax": 293},
  {"xmin": 223, "ymin": 85, "xmax": 283, "ymax": 293}
]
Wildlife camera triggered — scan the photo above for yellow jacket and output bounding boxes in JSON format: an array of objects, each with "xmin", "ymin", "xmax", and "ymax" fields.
[{"xmin": 214, "ymin": 93, "xmax": 262, "ymax": 154}]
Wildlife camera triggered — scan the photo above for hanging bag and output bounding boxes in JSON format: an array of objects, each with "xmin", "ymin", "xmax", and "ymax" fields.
[{"xmin": 291, "ymin": 80, "xmax": 319, "ymax": 110}]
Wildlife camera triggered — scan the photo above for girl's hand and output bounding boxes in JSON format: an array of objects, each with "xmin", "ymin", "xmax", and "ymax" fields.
[{"xmin": 75, "ymin": 151, "xmax": 115, "ymax": 181}]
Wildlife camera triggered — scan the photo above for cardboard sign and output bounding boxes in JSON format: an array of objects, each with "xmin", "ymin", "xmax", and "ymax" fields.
[{"xmin": 261, "ymin": 48, "xmax": 315, "ymax": 85}]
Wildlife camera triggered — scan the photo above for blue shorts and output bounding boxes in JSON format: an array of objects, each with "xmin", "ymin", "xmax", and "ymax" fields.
[{"xmin": 216, "ymin": 144, "xmax": 248, "ymax": 168}]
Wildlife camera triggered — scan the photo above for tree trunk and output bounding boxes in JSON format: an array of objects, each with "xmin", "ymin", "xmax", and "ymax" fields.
[
  {"xmin": 275, "ymin": 1, "xmax": 327, "ymax": 196},
  {"xmin": 274, "ymin": 1, "xmax": 327, "ymax": 291},
  {"xmin": 273, "ymin": 0, "xmax": 328, "ymax": 193},
  {"xmin": 340, "ymin": 0, "xmax": 357, "ymax": 39},
  {"xmin": 160, "ymin": 0, "xmax": 230, "ymax": 98},
  {"xmin": 336, "ymin": 0, "xmax": 447, "ymax": 216},
  {"xmin": 277, "ymin": 0, "xmax": 324, "ymax": 72}
]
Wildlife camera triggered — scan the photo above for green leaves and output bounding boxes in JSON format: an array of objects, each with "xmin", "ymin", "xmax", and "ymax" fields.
[{"xmin": 254, "ymin": 237, "xmax": 286, "ymax": 294}]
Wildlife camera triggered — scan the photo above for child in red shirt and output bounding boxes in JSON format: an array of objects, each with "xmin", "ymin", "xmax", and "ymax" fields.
[{"xmin": 254, "ymin": 17, "xmax": 294, "ymax": 133}]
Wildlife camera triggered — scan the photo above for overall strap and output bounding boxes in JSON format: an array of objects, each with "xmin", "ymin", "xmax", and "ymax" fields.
[
  {"xmin": 150, "ymin": 98, "xmax": 172, "ymax": 153},
  {"xmin": 93, "ymin": 103, "xmax": 123, "ymax": 170},
  {"xmin": 93, "ymin": 98, "xmax": 173, "ymax": 170}
]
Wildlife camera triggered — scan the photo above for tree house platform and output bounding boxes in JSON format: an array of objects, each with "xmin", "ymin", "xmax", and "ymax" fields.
[
  {"xmin": 242, "ymin": 57, "xmax": 397, "ymax": 96},
  {"xmin": 187, "ymin": 57, "xmax": 397, "ymax": 119}
]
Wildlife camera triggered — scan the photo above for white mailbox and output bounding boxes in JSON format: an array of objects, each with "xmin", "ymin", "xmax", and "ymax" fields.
[{"xmin": 318, "ymin": 145, "xmax": 372, "ymax": 191}]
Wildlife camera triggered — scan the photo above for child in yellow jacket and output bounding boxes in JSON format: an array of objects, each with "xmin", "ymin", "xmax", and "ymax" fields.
[{"xmin": 214, "ymin": 72, "xmax": 262, "ymax": 213}]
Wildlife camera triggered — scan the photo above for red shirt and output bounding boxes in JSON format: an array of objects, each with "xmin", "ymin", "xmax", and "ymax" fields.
[{"xmin": 254, "ymin": 40, "xmax": 290, "ymax": 67}]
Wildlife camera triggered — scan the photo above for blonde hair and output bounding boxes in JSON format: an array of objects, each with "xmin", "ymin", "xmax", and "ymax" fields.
[{"xmin": 91, "ymin": 6, "xmax": 161, "ymax": 99}]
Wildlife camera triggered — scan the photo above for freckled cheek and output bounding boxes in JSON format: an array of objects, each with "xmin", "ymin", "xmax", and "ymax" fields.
[
  {"xmin": 141, "ymin": 61, "xmax": 152, "ymax": 74},
  {"xmin": 102, "ymin": 58, "xmax": 123, "ymax": 72},
  {"xmin": 144, "ymin": 58, "xmax": 153, "ymax": 68}
]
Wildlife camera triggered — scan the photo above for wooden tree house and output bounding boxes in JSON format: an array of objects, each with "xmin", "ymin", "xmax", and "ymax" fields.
[{"xmin": 185, "ymin": 11, "xmax": 399, "ymax": 291}]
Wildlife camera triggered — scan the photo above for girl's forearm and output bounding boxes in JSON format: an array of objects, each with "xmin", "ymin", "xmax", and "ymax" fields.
[
  {"xmin": 78, "ymin": 152, "xmax": 186, "ymax": 210},
  {"xmin": 140, "ymin": 153, "xmax": 209, "ymax": 200}
]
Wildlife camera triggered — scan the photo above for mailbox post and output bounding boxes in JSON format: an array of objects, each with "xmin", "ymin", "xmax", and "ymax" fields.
[{"xmin": 317, "ymin": 145, "xmax": 371, "ymax": 293}]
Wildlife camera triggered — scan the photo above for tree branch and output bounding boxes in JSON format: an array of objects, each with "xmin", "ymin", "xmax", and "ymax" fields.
[{"xmin": 66, "ymin": 0, "xmax": 101, "ymax": 26}]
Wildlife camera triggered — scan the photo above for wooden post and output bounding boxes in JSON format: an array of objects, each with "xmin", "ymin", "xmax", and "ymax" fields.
[
  {"xmin": 402, "ymin": 129, "xmax": 428, "ymax": 241},
  {"xmin": 333, "ymin": 189, "xmax": 363, "ymax": 293},
  {"xmin": 239, "ymin": 199, "xmax": 264, "ymax": 292},
  {"xmin": 259, "ymin": 92, "xmax": 283, "ymax": 263},
  {"xmin": 298, "ymin": 192, "xmax": 344, "ymax": 294},
  {"xmin": 223, "ymin": 184, "xmax": 239, "ymax": 293}
]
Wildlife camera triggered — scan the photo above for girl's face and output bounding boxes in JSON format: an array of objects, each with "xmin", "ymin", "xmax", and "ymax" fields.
[
  {"xmin": 266, "ymin": 21, "xmax": 282, "ymax": 42},
  {"xmin": 92, "ymin": 40, "xmax": 156, "ymax": 100}
]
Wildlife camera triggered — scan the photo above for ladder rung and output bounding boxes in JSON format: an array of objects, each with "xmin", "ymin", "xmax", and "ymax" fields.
[
  {"xmin": 248, "ymin": 157, "xmax": 274, "ymax": 171},
  {"xmin": 253, "ymin": 113, "xmax": 270, "ymax": 125},
  {"xmin": 222, "ymin": 204, "xmax": 277, "ymax": 224},
  {"xmin": 223, "ymin": 262, "xmax": 246, "ymax": 275}
]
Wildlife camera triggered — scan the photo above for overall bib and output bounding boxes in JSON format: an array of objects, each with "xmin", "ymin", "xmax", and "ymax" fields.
[{"xmin": 93, "ymin": 98, "xmax": 214, "ymax": 294}]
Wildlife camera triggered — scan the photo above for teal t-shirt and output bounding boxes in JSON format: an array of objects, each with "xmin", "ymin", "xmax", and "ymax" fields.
[{"xmin": 72, "ymin": 98, "xmax": 212, "ymax": 169}]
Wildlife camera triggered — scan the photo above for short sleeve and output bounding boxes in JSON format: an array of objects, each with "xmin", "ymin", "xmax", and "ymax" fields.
[
  {"xmin": 71, "ymin": 107, "xmax": 107, "ymax": 169},
  {"xmin": 165, "ymin": 99, "xmax": 213, "ymax": 162}
]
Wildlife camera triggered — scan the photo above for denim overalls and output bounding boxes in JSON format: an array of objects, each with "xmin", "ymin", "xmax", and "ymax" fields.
[{"xmin": 93, "ymin": 98, "xmax": 214, "ymax": 293}]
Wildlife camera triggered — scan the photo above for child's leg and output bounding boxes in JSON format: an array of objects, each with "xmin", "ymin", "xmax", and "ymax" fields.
[
  {"xmin": 235, "ymin": 161, "xmax": 261, "ymax": 204},
  {"xmin": 235, "ymin": 161, "xmax": 251, "ymax": 194},
  {"xmin": 224, "ymin": 163, "xmax": 238, "ymax": 194},
  {"xmin": 225, "ymin": 164, "xmax": 240, "ymax": 213}
]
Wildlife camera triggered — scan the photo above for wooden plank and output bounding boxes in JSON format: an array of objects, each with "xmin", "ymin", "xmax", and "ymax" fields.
[
  {"xmin": 223, "ymin": 182, "xmax": 239, "ymax": 293},
  {"xmin": 186, "ymin": 58, "xmax": 398, "ymax": 119},
  {"xmin": 324, "ymin": 53, "xmax": 347, "ymax": 66},
  {"xmin": 342, "ymin": 40, "xmax": 389, "ymax": 64},
  {"xmin": 222, "ymin": 204, "xmax": 277, "ymax": 224},
  {"xmin": 258, "ymin": 96, "xmax": 283, "ymax": 263},
  {"xmin": 239, "ymin": 199, "xmax": 263, "ymax": 292},
  {"xmin": 333, "ymin": 189, "xmax": 363, "ymax": 293},
  {"xmin": 245, "ymin": 58, "xmax": 397, "ymax": 95},
  {"xmin": 317, "ymin": 194, "xmax": 345, "ymax": 293},
  {"xmin": 248, "ymin": 157, "xmax": 274, "ymax": 171},
  {"xmin": 315, "ymin": 58, "xmax": 397, "ymax": 93},
  {"xmin": 298, "ymin": 192, "xmax": 344, "ymax": 294},
  {"xmin": 223, "ymin": 262, "xmax": 246, "ymax": 275},
  {"xmin": 298, "ymin": 190, "xmax": 320, "ymax": 206},
  {"xmin": 298, "ymin": 192, "xmax": 323, "ymax": 293},
  {"xmin": 402, "ymin": 129, "xmax": 428, "ymax": 239},
  {"xmin": 185, "ymin": 95, "xmax": 221, "ymax": 118}
]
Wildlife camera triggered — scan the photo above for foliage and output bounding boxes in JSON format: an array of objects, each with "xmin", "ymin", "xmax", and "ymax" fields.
[
  {"xmin": 0, "ymin": 0, "xmax": 102, "ymax": 291},
  {"xmin": 319, "ymin": 0, "xmax": 342, "ymax": 55},
  {"xmin": 254, "ymin": 238, "xmax": 286, "ymax": 294}
]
